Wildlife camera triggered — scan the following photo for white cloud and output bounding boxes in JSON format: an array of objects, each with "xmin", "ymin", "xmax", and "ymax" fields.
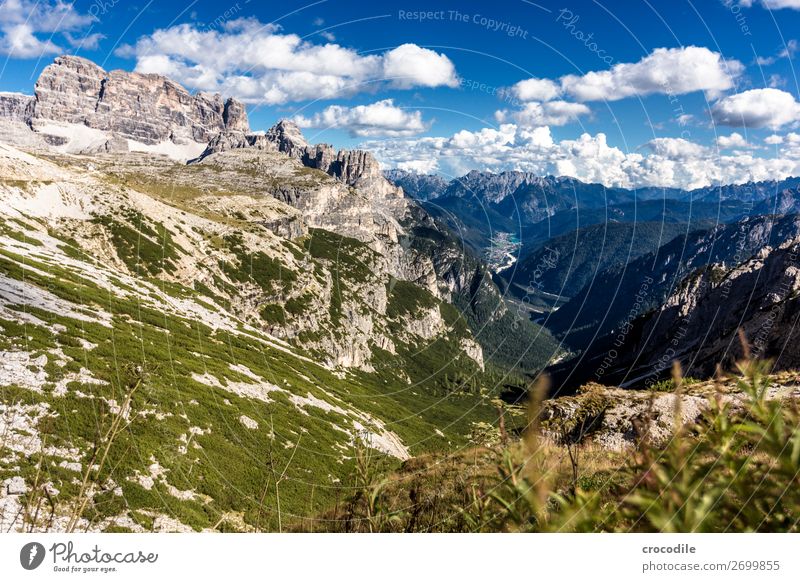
[
  {"xmin": 500, "ymin": 47, "xmax": 741, "ymax": 130},
  {"xmin": 382, "ymin": 44, "xmax": 459, "ymax": 89},
  {"xmin": 779, "ymin": 39, "xmax": 798, "ymax": 57},
  {"xmin": 0, "ymin": 0, "xmax": 95, "ymax": 58},
  {"xmin": 511, "ymin": 78, "xmax": 561, "ymax": 102},
  {"xmin": 0, "ymin": 23, "xmax": 60, "ymax": 57},
  {"xmin": 768, "ymin": 74, "xmax": 786, "ymax": 88},
  {"xmin": 765, "ymin": 134, "xmax": 785, "ymax": 145},
  {"xmin": 118, "ymin": 20, "xmax": 459, "ymax": 104},
  {"xmin": 495, "ymin": 100, "xmax": 590, "ymax": 127},
  {"xmin": 363, "ymin": 123, "xmax": 800, "ymax": 190},
  {"xmin": 646, "ymin": 137, "xmax": 709, "ymax": 159},
  {"xmin": 294, "ymin": 99, "xmax": 429, "ymax": 137},
  {"xmin": 396, "ymin": 158, "xmax": 439, "ymax": 174},
  {"xmin": 716, "ymin": 132, "xmax": 753, "ymax": 149},
  {"xmin": 741, "ymin": 0, "xmax": 800, "ymax": 9},
  {"xmin": 763, "ymin": 132, "xmax": 800, "ymax": 159},
  {"xmin": 754, "ymin": 39, "xmax": 797, "ymax": 66},
  {"xmin": 711, "ymin": 88, "xmax": 800, "ymax": 129},
  {"xmin": 63, "ymin": 32, "xmax": 105, "ymax": 50},
  {"xmin": 559, "ymin": 46, "xmax": 742, "ymax": 102}
]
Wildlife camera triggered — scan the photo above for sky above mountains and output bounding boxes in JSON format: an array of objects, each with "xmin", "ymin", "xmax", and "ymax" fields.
[{"xmin": 3, "ymin": 0, "xmax": 800, "ymax": 188}]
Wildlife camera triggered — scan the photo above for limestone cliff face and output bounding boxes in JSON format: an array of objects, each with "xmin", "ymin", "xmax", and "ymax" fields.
[
  {"xmin": 0, "ymin": 93, "xmax": 33, "ymax": 123},
  {"xmin": 3, "ymin": 55, "xmax": 249, "ymax": 145}
]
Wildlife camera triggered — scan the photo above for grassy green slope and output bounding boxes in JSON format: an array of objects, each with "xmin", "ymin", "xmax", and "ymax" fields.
[{"xmin": 0, "ymin": 215, "xmax": 497, "ymax": 532}]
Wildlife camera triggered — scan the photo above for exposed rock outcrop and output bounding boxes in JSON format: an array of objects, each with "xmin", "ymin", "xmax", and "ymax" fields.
[
  {"xmin": 632, "ymin": 237, "xmax": 800, "ymax": 379},
  {"xmin": 541, "ymin": 376, "xmax": 800, "ymax": 451},
  {"xmin": 195, "ymin": 122, "xmax": 558, "ymax": 371}
]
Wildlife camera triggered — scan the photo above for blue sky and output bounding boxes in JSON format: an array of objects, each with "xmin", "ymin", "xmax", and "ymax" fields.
[{"xmin": 3, "ymin": 0, "xmax": 800, "ymax": 187}]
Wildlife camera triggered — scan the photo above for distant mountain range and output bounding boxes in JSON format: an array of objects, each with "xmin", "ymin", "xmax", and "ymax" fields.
[{"xmin": 385, "ymin": 169, "xmax": 800, "ymax": 261}]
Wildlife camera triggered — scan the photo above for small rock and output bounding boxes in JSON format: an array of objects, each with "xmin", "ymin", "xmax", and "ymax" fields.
[{"xmin": 5, "ymin": 476, "xmax": 27, "ymax": 495}]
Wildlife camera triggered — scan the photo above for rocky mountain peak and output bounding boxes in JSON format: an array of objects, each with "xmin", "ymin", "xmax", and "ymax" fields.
[
  {"xmin": 0, "ymin": 91, "xmax": 33, "ymax": 123},
  {"xmin": 222, "ymin": 98, "xmax": 249, "ymax": 132},
  {"xmin": 198, "ymin": 121, "xmax": 401, "ymax": 199},
  {"xmin": 0, "ymin": 55, "xmax": 249, "ymax": 147},
  {"xmin": 265, "ymin": 119, "xmax": 309, "ymax": 156}
]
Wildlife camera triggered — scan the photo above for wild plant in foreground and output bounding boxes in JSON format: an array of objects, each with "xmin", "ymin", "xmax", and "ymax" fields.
[{"xmin": 463, "ymin": 356, "xmax": 800, "ymax": 532}]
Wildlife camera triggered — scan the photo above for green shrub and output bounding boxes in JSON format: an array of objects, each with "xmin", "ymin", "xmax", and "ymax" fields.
[
  {"xmin": 648, "ymin": 376, "xmax": 700, "ymax": 392},
  {"xmin": 470, "ymin": 359, "xmax": 800, "ymax": 532},
  {"xmin": 260, "ymin": 304, "xmax": 286, "ymax": 325},
  {"xmin": 386, "ymin": 278, "xmax": 437, "ymax": 318}
]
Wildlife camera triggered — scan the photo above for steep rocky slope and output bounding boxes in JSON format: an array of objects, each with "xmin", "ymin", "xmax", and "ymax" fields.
[
  {"xmin": 0, "ymin": 56, "xmax": 573, "ymax": 533},
  {"xmin": 623, "ymin": 236, "xmax": 800, "ymax": 382},
  {"xmin": 0, "ymin": 55, "xmax": 547, "ymax": 531}
]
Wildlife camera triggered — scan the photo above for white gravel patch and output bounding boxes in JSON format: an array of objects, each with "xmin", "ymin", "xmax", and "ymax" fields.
[
  {"xmin": 239, "ymin": 415, "xmax": 259, "ymax": 430},
  {"xmin": 0, "ymin": 351, "xmax": 48, "ymax": 391},
  {"xmin": 0, "ymin": 273, "xmax": 112, "ymax": 327}
]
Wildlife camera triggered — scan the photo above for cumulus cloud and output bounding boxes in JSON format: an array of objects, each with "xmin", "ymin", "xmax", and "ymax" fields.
[
  {"xmin": 293, "ymin": 99, "xmax": 429, "ymax": 137},
  {"xmin": 0, "ymin": 0, "xmax": 95, "ymax": 58},
  {"xmin": 363, "ymin": 123, "xmax": 800, "ymax": 190},
  {"xmin": 511, "ymin": 78, "xmax": 561, "ymax": 102},
  {"xmin": 645, "ymin": 137, "xmax": 709, "ymax": 160},
  {"xmin": 117, "ymin": 20, "xmax": 459, "ymax": 104},
  {"xmin": 763, "ymin": 132, "xmax": 800, "ymax": 159},
  {"xmin": 495, "ymin": 101, "xmax": 590, "ymax": 127},
  {"xmin": 0, "ymin": 23, "xmax": 60, "ymax": 57},
  {"xmin": 711, "ymin": 88, "xmax": 800, "ymax": 129},
  {"xmin": 716, "ymin": 132, "xmax": 753, "ymax": 149},
  {"xmin": 508, "ymin": 47, "xmax": 740, "ymax": 104},
  {"xmin": 741, "ymin": 0, "xmax": 800, "ymax": 9},
  {"xmin": 559, "ymin": 46, "xmax": 742, "ymax": 102},
  {"xmin": 499, "ymin": 46, "xmax": 741, "ymax": 130},
  {"xmin": 382, "ymin": 44, "xmax": 459, "ymax": 89}
]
